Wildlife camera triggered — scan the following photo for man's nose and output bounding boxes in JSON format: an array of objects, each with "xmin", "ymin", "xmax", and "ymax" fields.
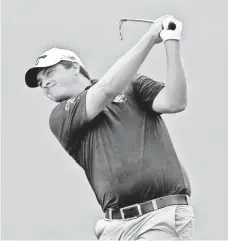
[{"xmin": 42, "ymin": 79, "xmax": 54, "ymax": 88}]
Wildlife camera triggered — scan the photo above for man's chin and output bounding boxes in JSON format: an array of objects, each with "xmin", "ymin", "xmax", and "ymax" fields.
[
  {"xmin": 47, "ymin": 93, "xmax": 61, "ymax": 102},
  {"xmin": 47, "ymin": 93, "xmax": 69, "ymax": 102}
]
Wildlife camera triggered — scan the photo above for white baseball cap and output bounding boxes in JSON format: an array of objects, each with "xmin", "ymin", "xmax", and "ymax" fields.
[{"xmin": 25, "ymin": 47, "xmax": 84, "ymax": 88}]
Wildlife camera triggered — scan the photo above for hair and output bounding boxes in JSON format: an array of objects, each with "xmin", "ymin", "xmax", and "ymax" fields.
[{"xmin": 59, "ymin": 60, "xmax": 90, "ymax": 80}]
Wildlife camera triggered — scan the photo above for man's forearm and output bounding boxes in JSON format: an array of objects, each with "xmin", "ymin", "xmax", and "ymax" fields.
[
  {"xmin": 164, "ymin": 40, "xmax": 187, "ymax": 110},
  {"xmin": 98, "ymin": 30, "xmax": 157, "ymax": 98}
]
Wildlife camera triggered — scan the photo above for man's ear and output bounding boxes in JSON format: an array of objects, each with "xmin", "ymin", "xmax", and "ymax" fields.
[{"xmin": 72, "ymin": 62, "xmax": 80, "ymax": 75}]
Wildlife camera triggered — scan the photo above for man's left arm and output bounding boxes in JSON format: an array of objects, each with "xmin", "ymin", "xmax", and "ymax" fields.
[
  {"xmin": 152, "ymin": 40, "xmax": 187, "ymax": 114},
  {"xmin": 152, "ymin": 16, "xmax": 187, "ymax": 114}
]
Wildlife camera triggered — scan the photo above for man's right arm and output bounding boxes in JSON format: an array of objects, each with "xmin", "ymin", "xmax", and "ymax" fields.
[{"xmin": 86, "ymin": 15, "xmax": 171, "ymax": 121}]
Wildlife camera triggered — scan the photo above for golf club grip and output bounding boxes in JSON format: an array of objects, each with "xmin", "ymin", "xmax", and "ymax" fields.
[{"xmin": 168, "ymin": 22, "xmax": 176, "ymax": 30}]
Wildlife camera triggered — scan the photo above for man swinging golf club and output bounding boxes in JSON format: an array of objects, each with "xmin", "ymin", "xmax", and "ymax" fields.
[{"xmin": 25, "ymin": 14, "xmax": 194, "ymax": 240}]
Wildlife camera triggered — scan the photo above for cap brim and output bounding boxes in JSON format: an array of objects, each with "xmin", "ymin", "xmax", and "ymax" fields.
[
  {"xmin": 25, "ymin": 57, "xmax": 81, "ymax": 88},
  {"xmin": 25, "ymin": 67, "xmax": 44, "ymax": 88},
  {"xmin": 25, "ymin": 58, "xmax": 68, "ymax": 88}
]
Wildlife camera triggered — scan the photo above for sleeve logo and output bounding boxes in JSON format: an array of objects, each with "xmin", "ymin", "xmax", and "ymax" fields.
[{"xmin": 112, "ymin": 93, "xmax": 127, "ymax": 103}]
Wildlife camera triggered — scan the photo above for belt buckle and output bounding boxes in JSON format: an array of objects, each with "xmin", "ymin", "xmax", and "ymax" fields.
[{"xmin": 120, "ymin": 204, "xmax": 142, "ymax": 220}]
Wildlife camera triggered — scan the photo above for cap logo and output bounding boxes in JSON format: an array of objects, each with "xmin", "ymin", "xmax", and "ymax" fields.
[
  {"xmin": 35, "ymin": 55, "xmax": 47, "ymax": 65},
  {"xmin": 69, "ymin": 56, "xmax": 76, "ymax": 61},
  {"xmin": 60, "ymin": 55, "xmax": 76, "ymax": 61}
]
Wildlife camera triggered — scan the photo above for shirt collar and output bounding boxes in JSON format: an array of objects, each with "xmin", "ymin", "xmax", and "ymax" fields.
[{"xmin": 84, "ymin": 79, "xmax": 98, "ymax": 90}]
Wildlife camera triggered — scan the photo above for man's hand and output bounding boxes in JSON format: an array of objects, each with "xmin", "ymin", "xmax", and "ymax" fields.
[
  {"xmin": 160, "ymin": 16, "xmax": 183, "ymax": 42},
  {"xmin": 149, "ymin": 14, "xmax": 173, "ymax": 44}
]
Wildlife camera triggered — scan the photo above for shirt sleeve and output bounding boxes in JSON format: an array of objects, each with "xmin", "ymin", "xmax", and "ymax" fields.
[
  {"xmin": 132, "ymin": 73, "xmax": 165, "ymax": 113},
  {"xmin": 49, "ymin": 90, "xmax": 90, "ymax": 146}
]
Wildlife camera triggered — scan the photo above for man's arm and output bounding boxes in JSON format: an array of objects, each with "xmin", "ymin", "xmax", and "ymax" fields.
[
  {"xmin": 152, "ymin": 17, "xmax": 187, "ymax": 114},
  {"xmin": 152, "ymin": 40, "xmax": 187, "ymax": 114},
  {"xmin": 86, "ymin": 15, "xmax": 171, "ymax": 121}
]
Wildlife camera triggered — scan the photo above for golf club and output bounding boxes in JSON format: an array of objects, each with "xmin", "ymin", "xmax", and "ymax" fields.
[{"xmin": 119, "ymin": 18, "xmax": 176, "ymax": 40}]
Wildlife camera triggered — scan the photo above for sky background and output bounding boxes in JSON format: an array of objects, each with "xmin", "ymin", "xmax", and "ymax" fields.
[{"xmin": 1, "ymin": 0, "xmax": 228, "ymax": 239}]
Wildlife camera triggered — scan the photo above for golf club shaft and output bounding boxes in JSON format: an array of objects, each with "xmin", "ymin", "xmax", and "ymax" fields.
[
  {"xmin": 121, "ymin": 18, "xmax": 155, "ymax": 24},
  {"xmin": 119, "ymin": 18, "xmax": 155, "ymax": 40}
]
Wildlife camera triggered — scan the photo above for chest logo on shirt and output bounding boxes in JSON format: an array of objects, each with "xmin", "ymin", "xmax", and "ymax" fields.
[
  {"xmin": 112, "ymin": 94, "xmax": 127, "ymax": 103},
  {"xmin": 65, "ymin": 97, "xmax": 77, "ymax": 111}
]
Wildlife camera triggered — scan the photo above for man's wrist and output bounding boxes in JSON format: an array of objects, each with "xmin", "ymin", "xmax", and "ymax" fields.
[
  {"xmin": 165, "ymin": 40, "xmax": 182, "ymax": 59},
  {"xmin": 164, "ymin": 39, "xmax": 180, "ymax": 46},
  {"xmin": 145, "ymin": 30, "xmax": 161, "ymax": 45},
  {"xmin": 164, "ymin": 39, "xmax": 181, "ymax": 52}
]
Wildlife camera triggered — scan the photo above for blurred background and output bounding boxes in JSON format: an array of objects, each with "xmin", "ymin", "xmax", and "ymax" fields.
[{"xmin": 1, "ymin": 0, "xmax": 228, "ymax": 239}]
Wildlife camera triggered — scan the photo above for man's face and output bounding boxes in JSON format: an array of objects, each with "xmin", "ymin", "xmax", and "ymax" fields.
[{"xmin": 37, "ymin": 63, "xmax": 78, "ymax": 102}]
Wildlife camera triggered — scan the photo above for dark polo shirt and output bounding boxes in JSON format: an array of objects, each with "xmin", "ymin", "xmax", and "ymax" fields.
[{"xmin": 49, "ymin": 74, "xmax": 191, "ymax": 212}]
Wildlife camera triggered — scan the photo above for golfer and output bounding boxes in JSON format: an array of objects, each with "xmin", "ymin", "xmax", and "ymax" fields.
[{"xmin": 25, "ymin": 14, "xmax": 194, "ymax": 240}]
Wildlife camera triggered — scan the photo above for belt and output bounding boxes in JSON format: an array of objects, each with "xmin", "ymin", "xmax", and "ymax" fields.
[{"xmin": 105, "ymin": 194, "xmax": 189, "ymax": 220}]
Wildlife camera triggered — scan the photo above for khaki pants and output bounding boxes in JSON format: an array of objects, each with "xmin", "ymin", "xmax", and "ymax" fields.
[{"xmin": 94, "ymin": 205, "xmax": 194, "ymax": 240}]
